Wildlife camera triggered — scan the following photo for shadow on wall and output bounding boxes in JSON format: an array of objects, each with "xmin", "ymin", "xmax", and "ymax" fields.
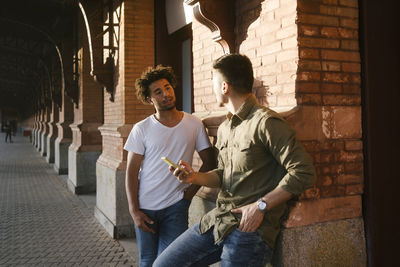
[{"xmin": 253, "ymin": 78, "xmax": 271, "ymax": 107}]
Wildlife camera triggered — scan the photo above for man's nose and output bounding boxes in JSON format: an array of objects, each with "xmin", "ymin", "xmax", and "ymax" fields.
[{"xmin": 162, "ymin": 88, "xmax": 171, "ymax": 97}]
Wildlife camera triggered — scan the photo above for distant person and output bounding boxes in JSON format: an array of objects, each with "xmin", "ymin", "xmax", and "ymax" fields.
[
  {"xmin": 124, "ymin": 65, "xmax": 216, "ymax": 267},
  {"xmin": 153, "ymin": 54, "xmax": 316, "ymax": 267},
  {"xmin": 5, "ymin": 121, "xmax": 13, "ymax": 143}
]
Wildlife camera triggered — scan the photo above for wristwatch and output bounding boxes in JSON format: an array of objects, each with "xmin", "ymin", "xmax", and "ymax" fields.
[{"xmin": 257, "ymin": 198, "xmax": 268, "ymax": 212}]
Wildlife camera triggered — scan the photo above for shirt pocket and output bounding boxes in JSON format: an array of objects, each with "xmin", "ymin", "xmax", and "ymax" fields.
[{"xmin": 234, "ymin": 139, "xmax": 254, "ymax": 172}]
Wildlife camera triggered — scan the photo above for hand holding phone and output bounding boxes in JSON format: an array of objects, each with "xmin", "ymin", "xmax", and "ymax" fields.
[{"xmin": 161, "ymin": 157, "xmax": 189, "ymax": 175}]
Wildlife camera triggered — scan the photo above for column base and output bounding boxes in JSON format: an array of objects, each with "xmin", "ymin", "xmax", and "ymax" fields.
[
  {"xmin": 95, "ymin": 158, "xmax": 134, "ymax": 239},
  {"xmin": 40, "ymin": 133, "xmax": 48, "ymax": 157},
  {"xmin": 94, "ymin": 205, "xmax": 135, "ymax": 239},
  {"xmin": 54, "ymin": 139, "xmax": 71, "ymax": 175},
  {"xmin": 68, "ymin": 148, "xmax": 101, "ymax": 194},
  {"xmin": 272, "ymin": 217, "xmax": 366, "ymax": 266},
  {"xmin": 46, "ymin": 135, "xmax": 56, "ymax": 163}
]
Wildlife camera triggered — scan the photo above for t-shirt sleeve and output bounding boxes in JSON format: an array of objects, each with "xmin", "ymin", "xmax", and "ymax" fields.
[
  {"xmin": 123, "ymin": 124, "xmax": 145, "ymax": 155},
  {"xmin": 195, "ymin": 121, "xmax": 212, "ymax": 152}
]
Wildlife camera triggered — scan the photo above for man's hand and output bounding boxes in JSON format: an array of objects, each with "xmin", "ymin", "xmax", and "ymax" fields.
[
  {"xmin": 231, "ymin": 202, "xmax": 264, "ymax": 232},
  {"xmin": 170, "ymin": 160, "xmax": 196, "ymax": 184},
  {"xmin": 131, "ymin": 210, "xmax": 155, "ymax": 234}
]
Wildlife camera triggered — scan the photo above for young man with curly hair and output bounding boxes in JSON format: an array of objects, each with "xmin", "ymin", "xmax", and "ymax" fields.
[{"xmin": 124, "ymin": 65, "xmax": 215, "ymax": 267}]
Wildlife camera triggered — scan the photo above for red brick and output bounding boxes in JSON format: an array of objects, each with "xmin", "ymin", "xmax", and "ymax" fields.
[
  {"xmin": 299, "ymin": 25, "xmax": 320, "ymax": 37},
  {"xmin": 346, "ymin": 184, "xmax": 363, "ymax": 195},
  {"xmin": 342, "ymin": 62, "xmax": 360, "ymax": 72},
  {"xmin": 321, "ymin": 27, "xmax": 340, "ymax": 38},
  {"xmin": 320, "ymin": 185, "xmax": 346, "ymax": 197},
  {"xmin": 344, "ymin": 161, "xmax": 363, "ymax": 173},
  {"xmin": 321, "ymin": 83, "xmax": 342, "ymax": 93},
  {"xmin": 339, "ymin": 0, "xmax": 358, "ymax": 8},
  {"xmin": 299, "ymin": 60, "xmax": 322, "ymax": 71},
  {"xmin": 297, "ymin": 14, "xmax": 339, "ymax": 26},
  {"xmin": 345, "ymin": 140, "xmax": 363, "ymax": 151},
  {"xmin": 299, "ymin": 48, "xmax": 320, "ymax": 59},
  {"xmin": 321, "ymin": 50, "xmax": 360, "ymax": 61},
  {"xmin": 298, "ymin": 94, "xmax": 322, "ymax": 105},
  {"xmin": 297, "ymin": 82, "xmax": 321, "ymax": 93},
  {"xmin": 299, "ymin": 37, "xmax": 340, "ymax": 49},
  {"xmin": 337, "ymin": 174, "xmax": 362, "ymax": 184},
  {"xmin": 341, "ymin": 40, "xmax": 359, "ymax": 50},
  {"xmin": 298, "ymin": 71, "xmax": 321, "ymax": 81},
  {"xmin": 322, "ymin": 94, "xmax": 361, "ymax": 105}
]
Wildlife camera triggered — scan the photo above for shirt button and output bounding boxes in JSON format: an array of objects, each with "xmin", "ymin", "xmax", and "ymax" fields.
[{"xmin": 216, "ymin": 217, "xmax": 221, "ymax": 221}]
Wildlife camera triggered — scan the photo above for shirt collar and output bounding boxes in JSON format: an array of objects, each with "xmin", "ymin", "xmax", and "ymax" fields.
[{"xmin": 226, "ymin": 95, "xmax": 257, "ymax": 121}]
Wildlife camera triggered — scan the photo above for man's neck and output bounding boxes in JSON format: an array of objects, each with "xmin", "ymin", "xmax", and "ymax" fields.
[
  {"xmin": 154, "ymin": 108, "xmax": 183, "ymax": 127},
  {"xmin": 226, "ymin": 93, "xmax": 252, "ymax": 114}
]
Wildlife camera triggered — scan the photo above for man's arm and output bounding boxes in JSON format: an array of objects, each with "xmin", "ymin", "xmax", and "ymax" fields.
[
  {"xmin": 172, "ymin": 159, "xmax": 221, "ymax": 188},
  {"xmin": 231, "ymin": 186, "xmax": 293, "ymax": 232},
  {"xmin": 183, "ymin": 147, "xmax": 217, "ymax": 200},
  {"xmin": 125, "ymin": 152, "xmax": 155, "ymax": 233},
  {"xmin": 231, "ymin": 117, "xmax": 316, "ymax": 232}
]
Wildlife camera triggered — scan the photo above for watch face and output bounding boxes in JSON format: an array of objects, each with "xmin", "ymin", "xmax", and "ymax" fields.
[{"xmin": 258, "ymin": 201, "xmax": 267, "ymax": 211}]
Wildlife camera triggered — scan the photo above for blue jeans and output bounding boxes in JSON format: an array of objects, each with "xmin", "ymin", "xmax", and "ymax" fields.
[
  {"xmin": 153, "ymin": 223, "xmax": 273, "ymax": 267},
  {"xmin": 134, "ymin": 198, "xmax": 190, "ymax": 267}
]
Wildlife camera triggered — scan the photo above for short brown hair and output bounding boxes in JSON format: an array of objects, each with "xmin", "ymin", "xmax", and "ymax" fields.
[
  {"xmin": 135, "ymin": 65, "xmax": 177, "ymax": 103},
  {"xmin": 213, "ymin": 54, "xmax": 254, "ymax": 94}
]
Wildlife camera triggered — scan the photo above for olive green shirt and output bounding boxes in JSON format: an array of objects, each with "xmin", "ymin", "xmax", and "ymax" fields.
[{"xmin": 199, "ymin": 95, "xmax": 316, "ymax": 248}]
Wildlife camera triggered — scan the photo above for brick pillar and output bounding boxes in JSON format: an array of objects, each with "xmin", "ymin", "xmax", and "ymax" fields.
[
  {"xmin": 67, "ymin": 13, "xmax": 103, "ymax": 194},
  {"xmin": 189, "ymin": 0, "xmax": 365, "ymax": 265},
  {"xmin": 40, "ymin": 106, "xmax": 50, "ymax": 157},
  {"xmin": 55, "ymin": 41, "xmax": 74, "ymax": 175},
  {"xmin": 274, "ymin": 1, "xmax": 365, "ymax": 265},
  {"xmin": 55, "ymin": 94, "xmax": 73, "ymax": 175},
  {"xmin": 32, "ymin": 112, "xmax": 39, "ymax": 146},
  {"xmin": 95, "ymin": 0, "xmax": 155, "ymax": 238},
  {"xmin": 46, "ymin": 102, "xmax": 59, "ymax": 163},
  {"xmin": 36, "ymin": 109, "xmax": 43, "ymax": 151}
]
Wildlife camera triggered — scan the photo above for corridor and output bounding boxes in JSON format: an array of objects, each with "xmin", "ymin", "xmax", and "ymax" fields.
[{"xmin": 0, "ymin": 132, "xmax": 138, "ymax": 266}]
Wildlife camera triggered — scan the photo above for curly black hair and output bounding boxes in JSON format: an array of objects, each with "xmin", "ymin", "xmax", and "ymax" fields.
[{"xmin": 135, "ymin": 65, "xmax": 177, "ymax": 104}]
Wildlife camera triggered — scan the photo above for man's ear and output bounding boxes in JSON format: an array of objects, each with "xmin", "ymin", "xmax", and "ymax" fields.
[{"xmin": 222, "ymin": 81, "xmax": 229, "ymax": 94}]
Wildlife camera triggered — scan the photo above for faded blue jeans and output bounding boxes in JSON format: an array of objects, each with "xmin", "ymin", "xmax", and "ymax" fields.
[
  {"xmin": 134, "ymin": 198, "xmax": 190, "ymax": 267},
  {"xmin": 153, "ymin": 223, "xmax": 273, "ymax": 267}
]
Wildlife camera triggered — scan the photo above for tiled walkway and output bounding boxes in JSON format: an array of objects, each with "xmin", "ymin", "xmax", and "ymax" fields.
[{"xmin": 0, "ymin": 132, "xmax": 138, "ymax": 266}]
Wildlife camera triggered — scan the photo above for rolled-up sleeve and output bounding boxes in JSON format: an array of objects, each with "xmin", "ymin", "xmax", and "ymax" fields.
[{"xmin": 261, "ymin": 117, "xmax": 316, "ymax": 196}]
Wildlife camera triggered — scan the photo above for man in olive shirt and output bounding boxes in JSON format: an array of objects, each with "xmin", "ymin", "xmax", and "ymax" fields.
[{"xmin": 153, "ymin": 54, "xmax": 316, "ymax": 267}]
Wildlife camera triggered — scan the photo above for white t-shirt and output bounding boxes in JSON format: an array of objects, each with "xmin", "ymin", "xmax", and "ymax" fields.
[{"xmin": 124, "ymin": 112, "xmax": 211, "ymax": 210}]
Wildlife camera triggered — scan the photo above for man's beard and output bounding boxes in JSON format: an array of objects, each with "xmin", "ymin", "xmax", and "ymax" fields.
[{"xmin": 159, "ymin": 100, "xmax": 176, "ymax": 111}]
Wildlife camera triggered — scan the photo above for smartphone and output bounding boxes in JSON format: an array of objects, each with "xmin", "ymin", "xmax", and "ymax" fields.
[{"xmin": 161, "ymin": 157, "xmax": 189, "ymax": 175}]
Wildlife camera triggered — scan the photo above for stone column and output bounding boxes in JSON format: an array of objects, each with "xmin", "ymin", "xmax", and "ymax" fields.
[
  {"xmin": 67, "ymin": 11, "xmax": 103, "ymax": 194},
  {"xmin": 36, "ymin": 109, "xmax": 44, "ymax": 152},
  {"xmin": 40, "ymin": 106, "xmax": 50, "ymax": 157},
  {"xmin": 95, "ymin": 0, "xmax": 155, "ymax": 238},
  {"xmin": 32, "ymin": 112, "xmax": 38, "ymax": 146},
  {"xmin": 46, "ymin": 102, "xmax": 59, "ymax": 163},
  {"xmin": 54, "ymin": 40, "xmax": 74, "ymax": 175}
]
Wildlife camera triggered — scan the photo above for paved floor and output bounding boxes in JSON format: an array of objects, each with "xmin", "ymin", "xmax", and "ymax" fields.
[{"xmin": 0, "ymin": 132, "xmax": 138, "ymax": 266}]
